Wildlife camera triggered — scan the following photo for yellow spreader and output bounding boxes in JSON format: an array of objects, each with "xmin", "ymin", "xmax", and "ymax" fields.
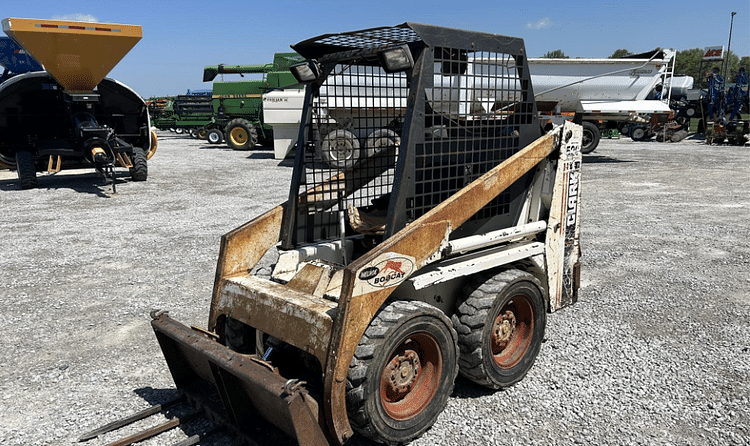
[
  {"xmin": 0, "ymin": 17, "xmax": 151, "ymax": 190},
  {"xmin": 1, "ymin": 17, "xmax": 141, "ymax": 92}
]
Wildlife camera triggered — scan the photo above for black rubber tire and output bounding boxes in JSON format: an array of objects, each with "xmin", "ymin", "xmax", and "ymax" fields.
[
  {"xmin": 346, "ymin": 300, "xmax": 458, "ymax": 445},
  {"xmin": 364, "ymin": 129, "xmax": 400, "ymax": 158},
  {"xmin": 128, "ymin": 147, "xmax": 148, "ymax": 181},
  {"xmin": 15, "ymin": 151, "xmax": 37, "ymax": 189},
  {"xmin": 189, "ymin": 129, "xmax": 199, "ymax": 138},
  {"xmin": 451, "ymin": 269, "xmax": 546, "ymax": 389},
  {"xmin": 174, "ymin": 127, "xmax": 184, "ymax": 134},
  {"xmin": 618, "ymin": 123, "xmax": 631, "ymax": 137},
  {"xmin": 631, "ymin": 126, "xmax": 648, "ymax": 141},
  {"xmin": 320, "ymin": 129, "xmax": 360, "ymax": 169},
  {"xmin": 225, "ymin": 118, "xmax": 257, "ymax": 150},
  {"xmin": 581, "ymin": 121, "xmax": 600, "ymax": 154},
  {"xmin": 207, "ymin": 128, "xmax": 224, "ymax": 144}
]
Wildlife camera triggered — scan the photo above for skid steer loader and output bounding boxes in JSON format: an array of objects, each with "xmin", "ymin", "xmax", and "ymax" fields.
[{"xmin": 81, "ymin": 23, "xmax": 582, "ymax": 446}]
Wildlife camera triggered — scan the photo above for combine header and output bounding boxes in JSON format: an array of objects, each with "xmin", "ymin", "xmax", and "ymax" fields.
[
  {"xmin": 0, "ymin": 18, "xmax": 155, "ymax": 190},
  {"xmin": 81, "ymin": 23, "xmax": 583, "ymax": 446}
]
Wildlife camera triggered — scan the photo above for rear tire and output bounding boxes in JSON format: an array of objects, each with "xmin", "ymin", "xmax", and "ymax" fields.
[
  {"xmin": 15, "ymin": 151, "xmax": 37, "ymax": 189},
  {"xmin": 364, "ymin": 129, "xmax": 400, "ymax": 158},
  {"xmin": 347, "ymin": 300, "xmax": 458, "ymax": 445},
  {"xmin": 128, "ymin": 147, "xmax": 148, "ymax": 181},
  {"xmin": 225, "ymin": 119, "xmax": 257, "ymax": 150},
  {"xmin": 452, "ymin": 269, "xmax": 546, "ymax": 389},
  {"xmin": 581, "ymin": 121, "xmax": 600, "ymax": 154}
]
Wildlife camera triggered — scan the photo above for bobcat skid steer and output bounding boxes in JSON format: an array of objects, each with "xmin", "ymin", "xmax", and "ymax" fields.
[{"xmin": 82, "ymin": 23, "xmax": 583, "ymax": 446}]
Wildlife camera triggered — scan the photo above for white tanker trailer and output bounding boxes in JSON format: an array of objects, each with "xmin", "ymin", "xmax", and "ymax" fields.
[
  {"xmin": 528, "ymin": 49, "xmax": 692, "ymax": 152},
  {"xmin": 264, "ymin": 48, "xmax": 689, "ymax": 159}
]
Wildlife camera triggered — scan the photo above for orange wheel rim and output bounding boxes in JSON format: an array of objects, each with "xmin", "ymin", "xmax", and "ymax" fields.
[
  {"xmin": 379, "ymin": 332, "xmax": 442, "ymax": 420},
  {"xmin": 491, "ymin": 296, "xmax": 533, "ymax": 369}
]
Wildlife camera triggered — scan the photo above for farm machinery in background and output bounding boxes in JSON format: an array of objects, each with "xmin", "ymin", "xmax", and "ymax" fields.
[
  {"xmin": 80, "ymin": 23, "xmax": 584, "ymax": 446},
  {"xmin": 694, "ymin": 66, "xmax": 748, "ymax": 145},
  {"xmin": 0, "ymin": 18, "xmax": 156, "ymax": 190},
  {"xmin": 668, "ymin": 46, "xmax": 749, "ymax": 146},
  {"xmin": 149, "ymin": 90, "xmax": 214, "ymax": 136},
  {"xmin": 0, "ymin": 36, "xmax": 41, "ymax": 83},
  {"xmin": 147, "ymin": 97, "xmax": 177, "ymax": 130},
  {"xmin": 200, "ymin": 52, "xmax": 304, "ymax": 148}
]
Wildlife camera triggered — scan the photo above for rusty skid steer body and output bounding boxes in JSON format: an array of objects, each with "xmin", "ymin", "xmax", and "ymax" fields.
[{"xmin": 83, "ymin": 23, "xmax": 583, "ymax": 446}]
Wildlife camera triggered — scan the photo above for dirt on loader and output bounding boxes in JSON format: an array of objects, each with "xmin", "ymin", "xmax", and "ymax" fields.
[{"xmin": 1, "ymin": 132, "xmax": 748, "ymax": 446}]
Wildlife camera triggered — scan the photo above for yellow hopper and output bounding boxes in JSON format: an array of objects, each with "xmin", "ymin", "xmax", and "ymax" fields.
[{"xmin": 1, "ymin": 17, "xmax": 141, "ymax": 92}]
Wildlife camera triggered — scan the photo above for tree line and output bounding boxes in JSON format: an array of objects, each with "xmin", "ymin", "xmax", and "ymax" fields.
[{"xmin": 540, "ymin": 49, "xmax": 750, "ymax": 87}]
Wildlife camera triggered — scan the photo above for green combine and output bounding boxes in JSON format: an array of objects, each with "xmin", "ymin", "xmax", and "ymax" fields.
[{"xmin": 202, "ymin": 52, "xmax": 303, "ymax": 149}]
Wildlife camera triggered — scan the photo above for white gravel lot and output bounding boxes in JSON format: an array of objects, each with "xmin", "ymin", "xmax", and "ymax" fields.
[{"xmin": 1, "ymin": 131, "xmax": 748, "ymax": 446}]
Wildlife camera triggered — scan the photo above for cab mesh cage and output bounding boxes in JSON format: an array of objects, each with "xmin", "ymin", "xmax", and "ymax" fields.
[{"xmin": 284, "ymin": 23, "xmax": 542, "ymax": 251}]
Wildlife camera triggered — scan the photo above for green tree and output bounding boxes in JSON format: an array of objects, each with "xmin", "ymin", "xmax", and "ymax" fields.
[
  {"xmin": 674, "ymin": 48, "xmax": 705, "ymax": 82},
  {"xmin": 541, "ymin": 49, "xmax": 569, "ymax": 59},
  {"xmin": 609, "ymin": 49, "xmax": 632, "ymax": 58},
  {"xmin": 740, "ymin": 56, "xmax": 750, "ymax": 70}
]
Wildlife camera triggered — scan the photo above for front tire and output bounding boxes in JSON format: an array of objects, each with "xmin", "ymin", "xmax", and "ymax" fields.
[
  {"xmin": 207, "ymin": 128, "xmax": 224, "ymax": 144},
  {"xmin": 452, "ymin": 269, "xmax": 546, "ymax": 389},
  {"xmin": 320, "ymin": 129, "xmax": 360, "ymax": 169},
  {"xmin": 347, "ymin": 300, "xmax": 458, "ymax": 445}
]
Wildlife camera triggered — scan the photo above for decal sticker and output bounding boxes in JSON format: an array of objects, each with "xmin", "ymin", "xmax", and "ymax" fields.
[{"xmin": 353, "ymin": 253, "xmax": 416, "ymax": 296}]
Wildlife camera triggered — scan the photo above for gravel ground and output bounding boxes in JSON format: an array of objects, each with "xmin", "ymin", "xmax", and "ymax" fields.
[{"xmin": 1, "ymin": 131, "xmax": 748, "ymax": 446}]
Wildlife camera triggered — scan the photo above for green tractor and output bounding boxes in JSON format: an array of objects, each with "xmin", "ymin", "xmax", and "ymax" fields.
[{"xmin": 202, "ymin": 52, "xmax": 303, "ymax": 149}]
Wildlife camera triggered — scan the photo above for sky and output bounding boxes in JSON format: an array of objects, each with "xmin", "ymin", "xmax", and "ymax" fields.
[{"xmin": 3, "ymin": 1, "xmax": 749, "ymax": 98}]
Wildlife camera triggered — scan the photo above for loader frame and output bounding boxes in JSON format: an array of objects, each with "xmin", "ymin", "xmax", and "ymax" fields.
[
  {"xmin": 87, "ymin": 23, "xmax": 582, "ymax": 446},
  {"xmin": 201, "ymin": 23, "xmax": 581, "ymax": 445}
]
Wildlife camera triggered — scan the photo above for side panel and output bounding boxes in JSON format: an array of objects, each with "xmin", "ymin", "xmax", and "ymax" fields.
[{"xmin": 545, "ymin": 121, "xmax": 582, "ymax": 311}]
